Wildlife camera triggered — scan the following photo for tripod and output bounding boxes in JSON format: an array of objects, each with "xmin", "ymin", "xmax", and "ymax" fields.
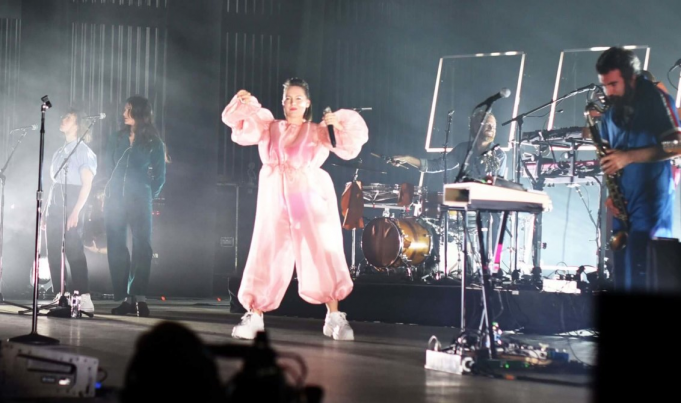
[{"xmin": 10, "ymin": 96, "xmax": 59, "ymax": 345}]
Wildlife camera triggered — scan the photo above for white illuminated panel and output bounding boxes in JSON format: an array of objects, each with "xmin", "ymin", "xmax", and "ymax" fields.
[
  {"xmin": 421, "ymin": 52, "xmax": 525, "ymax": 187},
  {"xmin": 676, "ymin": 73, "xmax": 681, "ymax": 109},
  {"xmin": 425, "ymin": 51, "xmax": 525, "ymax": 153},
  {"xmin": 548, "ymin": 45, "xmax": 651, "ymax": 131}
]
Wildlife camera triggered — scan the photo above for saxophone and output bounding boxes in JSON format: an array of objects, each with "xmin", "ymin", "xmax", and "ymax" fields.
[{"xmin": 584, "ymin": 101, "xmax": 629, "ymax": 250}]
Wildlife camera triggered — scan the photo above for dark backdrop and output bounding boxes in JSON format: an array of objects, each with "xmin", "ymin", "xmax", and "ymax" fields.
[{"xmin": 1, "ymin": 0, "xmax": 679, "ymax": 297}]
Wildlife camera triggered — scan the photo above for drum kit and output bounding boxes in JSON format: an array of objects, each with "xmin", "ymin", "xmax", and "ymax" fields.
[
  {"xmin": 336, "ymin": 160, "xmax": 486, "ymax": 283},
  {"xmin": 357, "ymin": 184, "xmax": 487, "ymax": 282}
]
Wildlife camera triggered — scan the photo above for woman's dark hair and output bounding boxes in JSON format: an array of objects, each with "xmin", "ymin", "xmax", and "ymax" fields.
[
  {"xmin": 283, "ymin": 77, "xmax": 313, "ymax": 121},
  {"xmin": 596, "ymin": 47, "xmax": 641, "ymax": 82},
  {"xmin": 123, "ymin": 95, "xmax": 159, "ymax": 145},
  {"xmin": 65, "ymin": 106, "xmax": 91, "ymax": 143},
  {"xmin": 122, "ymin": 95, "xmax": 170, "ymax": 162}
]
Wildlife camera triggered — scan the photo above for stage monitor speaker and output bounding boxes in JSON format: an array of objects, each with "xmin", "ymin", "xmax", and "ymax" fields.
[
  {"xmin": 597, "ymin": 293, "xmax": 681, "ymax": 400},
  {"xmin": 646, "ymin": 237, "xmax": 681, "ymax": 294},
  {"xmin": 213, "ymin": 183, "xmax": 257, "ymax": 295},
  {"xmin": 0, "ymin": 341, "xmax": 99, "ymax": 399}
]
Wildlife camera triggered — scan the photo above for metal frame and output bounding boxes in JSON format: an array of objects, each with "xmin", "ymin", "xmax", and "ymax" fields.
[
  {"xmin": 547, "ymin": 45, "xmax": 651, "ymax": 134},
  {"xmin": 424, "ymin": 51, "xmax": 526, "ymax": 153}
]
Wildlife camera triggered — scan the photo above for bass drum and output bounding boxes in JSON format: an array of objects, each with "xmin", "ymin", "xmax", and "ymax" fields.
[{"xmin": 361, "ymin": 217, "xmax": 432, "ymax": 268}]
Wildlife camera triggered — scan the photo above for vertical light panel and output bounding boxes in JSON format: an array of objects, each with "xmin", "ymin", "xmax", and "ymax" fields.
[
  {"xmin": 676, "ymin": 73, "xmax": 681, "ymax": 109},
  {"xmin": 425, "ymin": 51, "xmax": 525, "ymax": 153},
  {"xmin": 69, "ymin": 0, "xmax": 168, "ymax": 155},
  {"xmin": 218, "ymin": 0, "xmax": 286, "ymax": 179},
  {"xmin": 0, "ymin": 18, "xmax": 21, "ymax": 161}
]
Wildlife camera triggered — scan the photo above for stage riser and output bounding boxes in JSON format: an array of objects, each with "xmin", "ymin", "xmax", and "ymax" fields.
[{"xmin": 227, "ymin": 278, "xmax": 593, "ymax": 335}]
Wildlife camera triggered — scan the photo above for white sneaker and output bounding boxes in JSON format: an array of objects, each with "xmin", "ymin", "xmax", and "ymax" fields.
[
  {"xmin": 231, "ymin": 312, "xmax": 265, "ymax": 340},
  {"xmin": 323, "ymin": 312, "xmax": 355, "ymax": 341},
  {"xmin": 79, "ymin": 293, "xmax": 95, "ymax": 314}
]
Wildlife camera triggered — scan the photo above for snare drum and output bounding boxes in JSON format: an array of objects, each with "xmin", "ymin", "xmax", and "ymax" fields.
[{"xmin": 361, "ymin": 217, "xmax": 432, "ymax": 267}]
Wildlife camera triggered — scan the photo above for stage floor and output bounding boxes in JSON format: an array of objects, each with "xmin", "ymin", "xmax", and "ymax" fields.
[{"xmin": 0, "ymin": 298, "xmax": 594, "ymax": 402}]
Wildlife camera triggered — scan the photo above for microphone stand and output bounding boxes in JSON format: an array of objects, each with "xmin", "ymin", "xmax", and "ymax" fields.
[
  {"xmin": 441, "ymin": 111, "xmax": 454, "ymax": 281},
  {"xmin": 0, "ymin": 129, "xmax": 38, "ymax": 312},
  {"xmin": 501, "ymin": 83, "xmax": 598, "ymax": 274},
  {"xmin": 10, "ymin": 96, "xmax": 59, "ymax": 345},
  {"xmin": 454, "ymin": 105, "xmax": 492, "ymax": 184},
  {"xmin": 40, "ymin": 119, "xmax": 97, "ymax": 315},
  {"xmin": 348, "ymin": 106, "xmax": 370, "ymax": 278},
  {"xmin": 449, "ymin": 103, "xmax": 491, "ymax": 340}
]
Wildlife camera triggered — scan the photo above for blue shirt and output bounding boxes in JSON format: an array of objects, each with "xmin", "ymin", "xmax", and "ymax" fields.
[
  {"xmin": 50, "ymin": 140, "xmax": 97, "ymax": 186},
  {"xmin": 600, "ymin": 75, "xmax": 681, "ymax": 236}
]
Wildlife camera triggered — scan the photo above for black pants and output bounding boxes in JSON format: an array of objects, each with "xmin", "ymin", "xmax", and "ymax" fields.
[
  {"xmin": 105, "ymin": 189, "xmax": 153, "ymax": 301},
  {"xmin": 46, "ymin": 184, "xmax": 89, "ymax": 294}
]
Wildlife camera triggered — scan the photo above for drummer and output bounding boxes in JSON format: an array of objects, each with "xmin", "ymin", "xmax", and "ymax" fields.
[
  {"xmin": 390, "ymin": 110, "xmax": 507, "ymax": 276},
  {"xmin": 390, "ymin": 110, "xmax": 506, "ymax": 179}
]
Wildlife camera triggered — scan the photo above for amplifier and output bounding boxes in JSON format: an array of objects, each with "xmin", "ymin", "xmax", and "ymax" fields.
[{"xmin": 647, "ymin": 237, "xmax": 681, "ymax": 293}]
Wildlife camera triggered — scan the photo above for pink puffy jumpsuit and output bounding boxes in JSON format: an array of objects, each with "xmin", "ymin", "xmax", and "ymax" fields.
[{"xmin": 221, "ymin": 95, "xmax": 369, "ymax": 312}]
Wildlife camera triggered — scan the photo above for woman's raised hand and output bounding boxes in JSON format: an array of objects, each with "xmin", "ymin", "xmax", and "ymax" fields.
[{"xmin": 236, "ymin": 89, "xmax": 252, "ymax": 104}]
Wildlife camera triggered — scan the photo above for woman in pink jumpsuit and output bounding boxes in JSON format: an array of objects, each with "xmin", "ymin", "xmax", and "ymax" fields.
[{"xmin": 221, "ymin": 78, "xmax": 368, "ymax": 340}]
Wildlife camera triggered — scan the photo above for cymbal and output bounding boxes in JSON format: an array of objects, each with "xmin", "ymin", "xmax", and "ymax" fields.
[{"xmin": 329, "ymin": 161, "xmax": 387, "ymax": 174}]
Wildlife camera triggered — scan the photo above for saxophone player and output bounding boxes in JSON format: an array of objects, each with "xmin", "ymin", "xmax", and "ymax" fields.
[{"xmin": 595, "ymin": 47, "xmax": 681, "ymax": 292}]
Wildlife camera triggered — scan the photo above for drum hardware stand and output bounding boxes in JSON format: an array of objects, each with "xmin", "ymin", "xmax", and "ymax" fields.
[{"xmin": 349, "ymin": 167, "xmax": 361, "ymax": 278}]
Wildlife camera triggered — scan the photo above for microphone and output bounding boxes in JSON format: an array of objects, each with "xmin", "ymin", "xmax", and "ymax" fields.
[
  {"xmin": 41, "ymin": 95, "xmax": 52, "ymax": 109},
  {"xmin": 84, "ymin": 113, "xmax": 106, "ymax": 120},
  {"xmin": 10, "ymin": 124, "xmax": 39, "ymax": 132},
  {"xmin": 474, "ymin": 88, "xmax": 511, "ymax": 109},
  {"xmin": 577, "ymin": 83, "xmax": 600, "ymax": 93},
  {"xmin": 351, "ymin": 107, "xmax": 372, "ymax": 112},
  {"xmin": 668, "ymin": 58, "xmax": 681, "ymax": 72},
  {"xmin": 323, "ymin": 107, "xmax": 336, "ymax": 147},
  {"xmin": 447, "ymin": 109, "xmax": 455, "ymax": 116}
]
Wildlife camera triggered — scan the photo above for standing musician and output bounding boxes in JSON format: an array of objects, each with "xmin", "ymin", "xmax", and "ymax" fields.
[
  {"xmin": 594, "ymin": 47, "xmax": 681, "ymax": 291},
  {"xmin": 46, "ymin": 107, "xmax": 97, "ymax": 313},
  {"xmin": 222, "ymin": 78, "xmax": 369, "ymax": 341},
  {"xmin": 105, "ymin": 96, "xmax": 167, "ymax": 317}
]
